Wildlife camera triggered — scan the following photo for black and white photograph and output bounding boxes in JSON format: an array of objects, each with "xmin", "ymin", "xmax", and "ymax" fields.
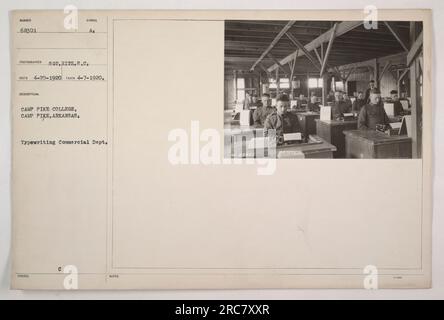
[{"xmin": 224, "ymin": 20, "xmax": 423, "ymax": 159}]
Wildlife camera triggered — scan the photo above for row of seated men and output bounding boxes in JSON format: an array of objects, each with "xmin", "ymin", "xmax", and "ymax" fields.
[
  {"xmin": 333, "ymin": 89, "xmax": 405, "ymax": 117},
  {"xmin": 251, "ymin": 93, "xmax": 321, "ymax": 128},
  {"xmin": 332, "ymin": 88, "xmax": 405, "ymax": 129},
  {"xmin": 251, "ymin": 93, "xmax": 301, "ymax": 136},
  {"xmin": 247, "ymin": 93, "xmax": 320, "ymax": 111},
  {"xmin": 250, "ymin": 88, "xmax": 402, "ymax": 136}
]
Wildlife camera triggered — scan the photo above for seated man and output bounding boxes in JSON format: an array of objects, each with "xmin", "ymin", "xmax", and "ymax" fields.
[
  {"xmin": 358, "ymin": 88, "xmax": 390, "ymax": 130},
  {"xmin": 331, "ymin": 91, "xmax": 351, "ymax": 120},
  {"xmin": 248, "ymin": 94, "xmax": 262, "ymax": 109},
  {"xmin": 326, "ymin": 90, "xmax": 335, "ymax": 103},
  {"xmin": 307, "ymin": 95, "xmax": 320, "ymax": 112},
  {"xmin": 264, "ymin": 94, "xmax": 301, "ymax": 138},
  {"xmin": 387, "ymin": 90, "xmax": 404, "ymax": 116},
  {"xmin": 252, "ymin": 93, "xmax": 275, "ymax": 128},
  {"xmin": 352, "ymin": 91, "xmax": 366, "ymax": 113},
  {"xmin": 343, "ymin": 94, "xmax": 352, "ymax": 110},
  {"xmin": 296, "ymin": 94, "xmax": 307, "ymax": 109}
]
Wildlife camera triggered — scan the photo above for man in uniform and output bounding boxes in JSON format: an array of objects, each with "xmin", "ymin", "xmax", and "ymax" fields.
[
  {"xmin": 387, "ymin": 89, "xmax": 405, "ymax": 116},
  {"xmin": 295, "ymin": 94, "xmax": 307, "ymax": 109},
  {"xmin": 352, "ymin": 91, "xmax": 366, "ymax": 113},
  {"xmin": 264, "ymin": 94, "xmax": 301, "ymax": 137},
  {"xmin": 364, "ymin": 80, "xmax": 377, "ymax": 103},
  {"xmin": 343, "ymin": 94, "xmax": 353, "ymax": 111},
  {"xmin": 358, "ymin": 88, "xmax": 391, "ymax": 130},
  {"xmin": 326, "ymin": 90, "xmax": 335, "ymax": 103},
  {"xmin": 249, "ymin": 94, "xmax": 262, "ymax": 109},
  {"xmin": 307, "ymin": 94, "xmax": 320, "ymax": 112},
  {"xmin": 252, "ymin": 93, "xmax": 275, "ymax": 128},
  {"xmin": 331, "ymin": 91, "xmax": 351, "ymax": 120}
]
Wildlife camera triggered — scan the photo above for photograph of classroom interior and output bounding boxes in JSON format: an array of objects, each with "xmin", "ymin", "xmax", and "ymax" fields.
[{"xmin": 224, "ymin": 20, "xmax": 423, "ymax": 159}]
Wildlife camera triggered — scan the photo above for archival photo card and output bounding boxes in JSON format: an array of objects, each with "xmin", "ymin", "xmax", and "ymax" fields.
[{"xmin": 10, "ymin": 9, "xmax": 431, "ymax": 290}]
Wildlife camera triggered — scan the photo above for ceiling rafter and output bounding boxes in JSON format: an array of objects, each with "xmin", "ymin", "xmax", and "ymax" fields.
[
  {"xmin": 250, "ymin": 21, "xmax": 296, "ymax": 71},
  {"xmin": 267, "ymin": 21, "xmax": 363, "ymax": 73}
]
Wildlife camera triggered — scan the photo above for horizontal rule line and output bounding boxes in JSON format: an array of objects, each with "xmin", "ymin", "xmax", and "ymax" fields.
[
  {"xmin": 16, "ymin": 48, "xmax": 107, "ymax": 50},
  {"xmin": 17, "ymin": 31, "xmax": 107, "ymax": 34},
  {"xmin": 16, "ymin": 64, "xmax": 108, "ymax": 66},
  {"xmin": 15, "ymin": 272, "xmax": 425, "ymax": 276},
  {"xmin": 16, "ymin": 80, "xmax": 107, "ymax": 82}
]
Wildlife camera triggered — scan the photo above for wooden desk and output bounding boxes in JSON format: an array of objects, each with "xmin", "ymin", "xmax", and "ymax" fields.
[
  {"xmin": 224, "ymin": 126, "xmax": 264, "ymax": 158},
  {"xmin": 224, "ymin": 128, "xmax": 336, "ymax": 159},
  {"xmin": 344, "ymin": 130, "xmax": 412, "ymax": 159},
  {"xmin": 315, "ymin": 119, "xmax": 358, "ymax": 158},
  {"xmin": 277, "ymin": 135, "xmax": 336, "ymax": 158},
  {"xmin": 294, "ymin": 112, "xmax": 320, "ymax": 138}
]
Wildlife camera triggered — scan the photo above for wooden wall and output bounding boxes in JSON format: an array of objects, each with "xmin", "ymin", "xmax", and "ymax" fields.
[
  {"xmin": 345, "ymin": 52, "xmax": 408, "ymax": 97},
  {"xmin": 225, "ymin": 52, "xmax": 408, "ymax": 109},
  {"xmin": 224, "ymin": 74, "xmax": 235, "ymax": 110}
]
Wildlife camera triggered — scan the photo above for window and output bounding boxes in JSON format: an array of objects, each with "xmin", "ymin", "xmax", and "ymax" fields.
[
  {"xmin": 268, "ymin": 78, "xmax": 289, "ymax": 89},
  {"xmin": 237, "ymin": 90, "xmax": 245, "ymax": 102},
  {"xmin": 335, "ymin": 81, "xmax": 344, "ymax": 91},
  {"xmin": 280, "ymin": 78, "xmax": 290, "ymax": 89},
  {"xmin": 236, "ymin": 78, "xmax": 245, "ymax": 102},
  {"xmin": 236, "ymin": 78, "xmax": 245, "ymax": 89},
  {"xmin": 308, "ymin": 78, "xmax": 323, "ymax": 88},
  {"xmin": 269, "ymin": 78, "xmax": 277, "ymax": 89}
]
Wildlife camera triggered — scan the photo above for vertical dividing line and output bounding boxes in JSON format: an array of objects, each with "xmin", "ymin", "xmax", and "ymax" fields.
[
  {"xmin": 111, "ymin": 19, "xmax": 115, "ymax": 271},
  {"xmin": 105, "ymin": 15, "xmax": 109, "ymax": 282}
]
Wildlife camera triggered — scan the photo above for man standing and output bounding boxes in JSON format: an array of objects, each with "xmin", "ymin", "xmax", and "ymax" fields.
[
  {"xmin": 264, "ymin": 94, "xmax": 301, "ymax": 137},
  {"xmin": 358, "ymin": 88, "xmax": 391, "ymax": 130},
  {"xmin": 352, "ymin": 91, "xmax": 366, "ymax": 113},
  {"xmin": 252, "ymin": 93, "xmax": 275, "ymax": 128},
  {"xmin": 364, "ymin": 80, "xmax": 377, "ymax": 103}
]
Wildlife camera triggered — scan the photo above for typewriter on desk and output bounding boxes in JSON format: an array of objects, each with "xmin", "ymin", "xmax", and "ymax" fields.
[
  {"xmin": 334, "ymin": 112, "xmax": 357, "ymax": 122},
  {"xmin": 341, "ymin": 112, "xmax": 357, "ymax": 121},
  {"xmin": 276, "ymin": 132, "xmax": 305, "ymax": 146},
  {"xmin": 376, "ymin": 123, "xmax": 402, "ymax": 136}
]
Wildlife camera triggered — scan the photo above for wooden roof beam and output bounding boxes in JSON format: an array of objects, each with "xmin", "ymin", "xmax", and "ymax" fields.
[
  {"xmin": 250, "ymin": 20, "xmax": 296, "ymax": 71},
  {"xmin": 320, "ymin": 23, "xmax": 338, "ymax": 76},
  {"xmin": 378, "ymin": 60, "xmax": 392, "ymax": 82},
  {"xmin": 259, "ymin": 63, "xmax": 271, "ymax": 77},
  {"xmin": 313, "ymin": 47, "xmax": 323, "ymax": 64},
  {"xmin": 285, "ymin": 32, "xmax": 321, "ymax": 71},
  {"xmin": 289, "ymin": 53, "xmax": 298, "ymax": 80},
  {"xmin": 344, "ymin": 67, "xmax": 356, "ymax": 81},
  {"xmin": 384, "ymin": 21, "xmax": 409, "ymax": 52},
  {"xmin": 407, "ymin": 31, "xmax": 423, "ymax": 67},
  {"xmin": 397, "ymin": 68, "xmax": 409, "ymax": 87},
  {"xmin": 267, "ymin": 53, "xmax": 290, "ymax": 77},
  {"xmin": 268, "ymin": 20, "xmax": 363, "ymax": 72}
]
